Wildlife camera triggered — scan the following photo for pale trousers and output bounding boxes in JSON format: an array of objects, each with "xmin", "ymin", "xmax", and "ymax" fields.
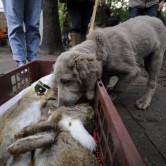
[{"xmin": 2, "ymin": 0, "xmax": 43, "ymax": 61}]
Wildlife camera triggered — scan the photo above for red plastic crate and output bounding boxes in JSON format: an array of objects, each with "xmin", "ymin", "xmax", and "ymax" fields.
[
  {"xmin": 0, "ymin": 61, "xmax": 54, "ymax": 105},
  {"xmin": 0, "ymin": 61, "xmax": 145, "ymax": 166},
  {"xmin": 95, "ymin": 80, "xmax": 145, "ymax": 166}
]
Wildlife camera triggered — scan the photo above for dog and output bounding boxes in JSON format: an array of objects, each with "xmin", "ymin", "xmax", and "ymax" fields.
[{"xmin": 53, "ymin": 16, "xmax": 166, "ymax": 110}]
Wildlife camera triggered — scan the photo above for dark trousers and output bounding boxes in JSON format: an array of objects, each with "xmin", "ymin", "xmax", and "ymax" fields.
[
  {"xmin": 128, "ymin": 4, "xmax": 158, "ymax": 19},
  {"xmin": 67, "ymin": 1, "xmax": 93, "ymax": 35}
]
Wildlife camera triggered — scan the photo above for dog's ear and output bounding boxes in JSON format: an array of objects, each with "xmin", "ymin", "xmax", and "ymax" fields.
[
  {"xmin": 71, "ymin": 53, "xmax": 102, "ymax": 85},
  {"xmin": 70, "ymin": 53, "xmax": 102, "ymax": 101}
]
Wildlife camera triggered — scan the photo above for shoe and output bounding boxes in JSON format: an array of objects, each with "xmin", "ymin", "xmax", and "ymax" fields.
[
  {"xmin": 16, "ymin": 60, "xmax": 28, "ymax": 77},
  {"xmin": 16, "ymin": 60, "xmax": 26, "ymax": 67}
]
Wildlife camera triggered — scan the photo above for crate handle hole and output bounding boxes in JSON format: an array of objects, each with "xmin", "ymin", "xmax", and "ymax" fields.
[{"xmin": 99, "ymin": 82, "xmax": 103, "ymax": 87}]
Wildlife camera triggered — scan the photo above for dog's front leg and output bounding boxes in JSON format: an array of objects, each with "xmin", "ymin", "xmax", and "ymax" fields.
[
  {"xmin": 109, "ymin": 68, "xmax": 140, "ymax": 100},
  {"xmin": 136, "ymin": 50, "xmax": 163, "ymax": 110},
  {"xmin": 135, "ymin": 81, "xmax": 156, "ymax": 110}
]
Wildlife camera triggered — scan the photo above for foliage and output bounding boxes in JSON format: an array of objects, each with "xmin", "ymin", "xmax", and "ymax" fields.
[
  {"xmin": 58, "ymin": 0, "xmax": 166, "ymax": 27},
  {"xmin": 58, "ymin": 0, "xmax": 129, "ymax": 31},
  {"xmin": 107, "ymin": 0, "xmax": 129, "ymax": 22},
  {"xmin": 58, "ymin": 2, "xmax": 65, "ymax": 30},
  {"xmin": 162, "ymin": 9, "xmax": 166, "ymax": 17}
]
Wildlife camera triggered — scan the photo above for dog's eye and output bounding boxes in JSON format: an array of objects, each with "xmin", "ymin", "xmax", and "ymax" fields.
[{"xmin": 61, "ymin": 79, "xmax": 70, "ymax": 85}]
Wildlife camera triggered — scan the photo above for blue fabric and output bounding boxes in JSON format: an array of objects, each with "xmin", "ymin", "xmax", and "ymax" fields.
[
  {"xmin": 16, "ymin": 60, "xmax": 26, "ymax": 67},
  {"xmin": 128, "ymin": 4, "xmax": 158, "ymax": 19},
  {"xmin": 63, "ymin": 32, "xmax": 69, "ymax": 39},
  {"xmin": 2, "ymin": 0, "xmax": 43, "ymax": 61}
]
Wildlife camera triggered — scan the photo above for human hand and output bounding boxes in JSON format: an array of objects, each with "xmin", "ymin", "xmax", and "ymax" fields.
[{"xmin": 158, "ymin": 0, "xmax": 165, "ymax": 11}]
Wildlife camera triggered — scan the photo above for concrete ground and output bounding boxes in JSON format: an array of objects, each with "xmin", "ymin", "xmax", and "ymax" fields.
[
  {"xmin": 115, "ymin": 57, "xmax": 166, "ymax": 166},
  {"xmin": 0, "ymin": 46, "xmax": 57, "ymax": 74},
  {"xmin": 0, "ymin": 46, "xmax": 166, "ymax": 166}
]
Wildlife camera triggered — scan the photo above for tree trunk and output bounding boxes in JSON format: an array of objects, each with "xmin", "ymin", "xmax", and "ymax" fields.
[{"xmin": 41, "ymin": 0, "xmax": 64, "ymax": 55}]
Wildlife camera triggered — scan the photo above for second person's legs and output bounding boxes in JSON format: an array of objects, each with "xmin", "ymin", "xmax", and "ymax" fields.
[
  {"xmin": 25, "ymin": 0, "xmax": 43, "ymax": 61},
  {"xmin": 81, "ymin": 1, "xmax": 93, "ymax": 40},
  {"xmin": 128, "ymin": 7, "xmax": 143, "ymax": 19},
  {"xmin": 67, "ymin": 1, "xmax": 82, "ymax": 46},
  {"xmin": 144, "ymin": 4, "xmax": 158, "ymax": 17}
]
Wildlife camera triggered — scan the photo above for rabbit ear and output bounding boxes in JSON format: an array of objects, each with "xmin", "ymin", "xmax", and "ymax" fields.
[
  {"xmin": 14, "ymin": 121, "xmax": 56, "ymax": 139},
  {"xmin": 8, "ymin": 132, "xmax": 55, "ymax": 155}
]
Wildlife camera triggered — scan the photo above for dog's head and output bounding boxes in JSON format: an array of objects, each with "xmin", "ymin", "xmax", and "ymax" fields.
[{"xmin": 53, "ymin": 51, "xmax": 102, "ymax": 106}]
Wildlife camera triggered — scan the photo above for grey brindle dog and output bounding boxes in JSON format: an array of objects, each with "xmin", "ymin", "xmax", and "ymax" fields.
[{"xmin": 53, "ymin": 16, "xmax": 166, "ymax": 110}]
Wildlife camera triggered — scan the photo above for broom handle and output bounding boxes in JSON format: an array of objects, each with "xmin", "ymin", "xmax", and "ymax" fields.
[{"xmin": 89, "ymin": 0, "xmax": 99, "ymax": 32}]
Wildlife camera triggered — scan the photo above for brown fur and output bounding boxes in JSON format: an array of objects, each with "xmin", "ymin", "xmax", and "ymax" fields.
[
  {"xmin": 0, "ymin": 95, "xmax": 41, "ymax": 165},
  {"xmin": 8, "ymin": 104, "xmax": 98, "ymax": 166},
  {"xmin": 0, "ymin": 88, "xmax": 57, "ymax": 166}
]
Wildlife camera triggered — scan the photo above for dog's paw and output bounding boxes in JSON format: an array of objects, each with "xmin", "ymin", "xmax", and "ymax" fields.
[
  {"xmin": 109, "ymin": 91, "xmax": 120, "ymax": 101},
  {"xmin": 107, "ymin": 76, "xmax": 118, "ymax": 92},
  {"xmin": 108, "ymin": 89, "xmax": 123, "ymax": 102},
  {"xmin": 110, "ymin": 94, "xmax": 117, "ymax": 101},
  {"xmin": 135, "ymin": 98, "xmax": 150, "ymax": 110}
]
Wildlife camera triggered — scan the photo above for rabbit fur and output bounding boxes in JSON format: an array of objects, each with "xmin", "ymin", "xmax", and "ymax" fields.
[{"xmin": 8, "ymin": 103, "xmax": 98, "ymax": 166}]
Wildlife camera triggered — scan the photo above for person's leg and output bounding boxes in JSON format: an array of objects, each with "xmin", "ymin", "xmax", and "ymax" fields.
[
  {"xmin": 63, "ymin": 32, "xmax": 68, "ymax": 46},
  {"xmin": 81, "ymin": 1, "xmax": 93, "ymax": 40},
  {"xmin": 25, "ymin": 0, "xmax": 43, "ymax": 61},
  {"xmin": 128, "ymin": 7, "xmax": 143, "ymax": 19},
  {"xmin": 2, "ymin": 0, "xmax": 26, "ymax": 63},
  {"xmin": 144, "ymin": 4, "xmax": 158, "ymax": 17},
  {"xmin": 67, "ymin": 2, "xmax": 81, "ymax": 33},
  {"xmin": 67, "ymin": 2, "xmax": 82, "ymax": 46}
]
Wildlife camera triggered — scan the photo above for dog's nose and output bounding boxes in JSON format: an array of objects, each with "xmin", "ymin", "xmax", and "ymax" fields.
[
  {"xmin": 58, "ymin": 98, "xmax": 75, "ymax": 107},
  {"xmin": 58, "ymin": 98, "xmax": 69, "ymax": 106}
]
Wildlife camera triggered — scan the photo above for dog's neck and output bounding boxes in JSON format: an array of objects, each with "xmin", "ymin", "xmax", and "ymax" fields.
[
  {"xmin": 71, "ymin": 40, "xmax": 97, "ymax": 55},
  {"xmin": 87, "ymin": 30, "xmax": 109, "ymax": 67},
  {"xmin": 71, "ymin": 38, "xmax": 108, "ymax": 68}
]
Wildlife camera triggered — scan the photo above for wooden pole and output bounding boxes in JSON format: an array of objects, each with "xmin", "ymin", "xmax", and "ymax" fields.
[{"xmin": 89, "ymin": 0, "xmax": 99, "ymax": 32}]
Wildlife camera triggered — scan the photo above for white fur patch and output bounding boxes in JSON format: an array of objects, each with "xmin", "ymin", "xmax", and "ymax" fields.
[
  {"xmin": 12, "ymin": 101, "xmax": 42, "ymax": 132},
  {"xmin": 7, "ymin": 153, "xmax": 31, "ymax": 166},
  {"xmin": 59, "ymin": 115, "xmax": 96, "ymax": 152}
]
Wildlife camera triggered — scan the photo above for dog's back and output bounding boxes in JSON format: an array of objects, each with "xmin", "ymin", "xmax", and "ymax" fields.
[
  {"xmin": 53, "ymin": 16, "xmax": 165, "ymax": 110},
  {"xmin": 103, "ymin": 16, "xmax": 166, "ymax": 61},
  {"xmin": 87, "ymin": 16, "xmax": 166, "ymax": 109}
]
